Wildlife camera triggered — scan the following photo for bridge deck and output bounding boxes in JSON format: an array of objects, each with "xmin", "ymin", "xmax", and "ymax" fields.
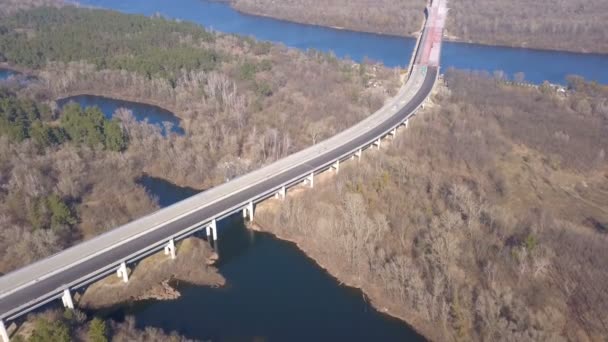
[{"xmin": 0, "ymin": 0, "xmax": 447, "ymax": 323}]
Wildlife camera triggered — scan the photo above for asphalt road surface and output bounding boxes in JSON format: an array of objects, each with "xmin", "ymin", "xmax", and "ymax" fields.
[{"xmin": 0, "ymin": 66, "xmax": 438, "ymax": 321}]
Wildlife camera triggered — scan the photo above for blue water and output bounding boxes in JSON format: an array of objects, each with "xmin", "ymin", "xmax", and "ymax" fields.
[
  {"xmin": 0, "ymin": 69, "xmax": 16, "ymax": 80},
  {"xmin": 77, "ymin": 0, "xmax": 608, "ymax": 84},
  {"xmin": 57, "ymin": 95, "xmax": 184, "ymax": 135},
  {"xmin": 66, "ymin": 0, "xmax": 607, "ymax": 339},
  {"xmin": 442, "ymin": 42, "xmax": 608, "ymax": 85},
  {"xmin": 116, "ymin": 178, "xmax": 423, "ymax": 341}
]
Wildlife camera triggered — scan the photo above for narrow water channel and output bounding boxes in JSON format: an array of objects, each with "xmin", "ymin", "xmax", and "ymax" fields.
[
  {"xmin": 0, "ymin": 69, "xmax": 16, "ymax": 80},
  {"xmin": 118, "ymin": 176, "xmax": 424, "ymax": 341},
  {"xmin": 57, "ymin": 95, "xmax": 185, "ymax": 135},
  {"xmin": 78, "ymin": 0, "xmax": 608, "ymax": 84}
]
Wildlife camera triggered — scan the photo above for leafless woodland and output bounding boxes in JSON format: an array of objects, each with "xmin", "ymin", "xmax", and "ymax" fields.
[
  {"xmin": 230, "ymin": 0, "xmax": 425, "ymax": 36},
  {"xmin": 0, "ymin": 33, "xmax": 399, "ymax": 274},
  {"xmin": 256, "ymin": 70, "xmax": 608, "ymax": 341},
  {"xmin": 230, "ymin": 0, "xmax": 608, "ymax": 53},
  {"xmin": 0, "ymin": 0, "xmax": 64, "ymax": 16}
]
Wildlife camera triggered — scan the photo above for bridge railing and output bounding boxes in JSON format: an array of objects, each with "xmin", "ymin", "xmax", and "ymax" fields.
[{"xmin": 0, "ymin": 65, "xmax": 430, "ymax": 305}]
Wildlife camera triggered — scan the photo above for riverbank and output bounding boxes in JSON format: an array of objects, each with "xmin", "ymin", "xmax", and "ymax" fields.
[
  {"xmin": 241, "ymin": 8, "xmax": 605, "ymax": 56},
  {"xmin": 250, "ymin": 218, "xmax": 440, "ymax": 341},
  {"xmin": 249, "ymin": 170, "xmax": 443, "ymax": 342},
  {"xmin": 225, "ymin": 4, "xmax": 420, "ymax": 40},
  {"xmin": 224, "ymin": 0, "xmax": 608, "ymax": 55},
  {"xmin": 0, "ymin": 63, "xmax": 32, "ymax": 75},
  {"xmin": 1, "ymin": 63, "xmax": 184, "ymax": 125},
  {"xmin": 79, "ymin": 237, "xmax": 224, "ymax": 309},
  {"xmin": 251, "ymin": 72, "xmax": 608, "ymax": 341}
]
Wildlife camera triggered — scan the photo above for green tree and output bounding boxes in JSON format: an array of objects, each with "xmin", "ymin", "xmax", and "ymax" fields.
[
  {"xmin": 258, "ymin": 59, "xmax": 273, "ymax": 72},
  {"xmin": 88, "ymin": 318, "xmax": 108, "ymax": 342},
  {"xmin": 103, "ymin": 119, "xmax": 127, "ymax": 152},
  {"xmin": 30, "ymin": 121, "xmax": 65, "ymax": 148},
  {"xmin": 255, "ymin": 81, "xmax": 273, "ymax": 97},
  {"xmin": 62, "ymin": 104, "xmax": 105, "ymax": 148},
  {"xmin": 47, "ymin": 194, "xmax": 76, "ymax": 230},
  {"xmin": 239, "ymin": 61, "xmax": 258, "ymax": 80},
  {"xmin": 30, "ymin": 121, "xmax": 53, "ymax": 147},
  {"xmin": 29, "ymin": 319, "xmax": 70, "ymax": 342},
  {"xmin": 0, "ymin": 89, "xmax": 44, "ymax": 142}
]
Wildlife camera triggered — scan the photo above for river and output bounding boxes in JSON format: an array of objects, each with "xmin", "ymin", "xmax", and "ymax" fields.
[
  {"xmin": 78, "ymin": 0, "xmax": 608, "ymax": 85},
  {"xmin": 121, "ymin": 176, "xmax": 424, "ymax": 341},
  {"xmin": 58, "ymin": 1, "xmax": 608, "ymax": 340}
]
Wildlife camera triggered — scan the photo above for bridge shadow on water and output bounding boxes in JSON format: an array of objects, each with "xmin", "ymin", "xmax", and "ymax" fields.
[
  {"xmin": 10, "ymin": 171, "xmax": 423, "ymax": 341},
  {"xmin": 104, "ymin": 178, "xmax": 425, "ymax": 341}
]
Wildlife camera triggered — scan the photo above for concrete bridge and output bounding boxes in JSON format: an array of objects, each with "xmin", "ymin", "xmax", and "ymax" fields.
[{"xmin": 0, "ymin": 1, "xmax": 447, "ymax": 339}]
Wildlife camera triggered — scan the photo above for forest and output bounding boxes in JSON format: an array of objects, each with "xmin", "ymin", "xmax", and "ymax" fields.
[
  {"xmin": 2, "ymin": 2, "xmax": 606, "ymax": 341},
  {"xmin": 0, "ymin": 6, "xmax": 398, "ymax": 275},
  {"xmin": 9, "ymin": 308, "xmax": 193, "ymax": 342},
  {"xmin": 228, "ymin": 0, "xmax": 608, "ymax": 54},
  {"xmin": 0, "ymin": 0, "xmax": 64, "ymax": 17},
  {"xmin": 446, "ymin": 0, "xmax": 608, "ymax": 54},
  {"xmin": 0, "ymin": 5, "xmax": 400, "ymax": 339},
  {"xmin": 257, "ymin": 71, "xmax": 608, "ymax": 341},
  {"xmin": 0, "ymin": 7, "xmax": 218, "ymax": 82},
  {"xmin": 0, "ymin": 89, "xmax": 126, "ymax": 150},
  {"xmin": 230, "ymin": 0, "xmax": 425, "ymax": 37}
]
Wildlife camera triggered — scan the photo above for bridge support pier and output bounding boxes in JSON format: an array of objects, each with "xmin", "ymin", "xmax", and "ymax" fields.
[
  {"xmin": 61, "ymin": 288, "xmax": 74, "ymax": 309},
  {"xmin": 389, "ymin": 127, "xmax": 398, "ymax": 138},
  {"xmin": 243, "ymin": 201, "xmax": 255, "ymax": 222},
  {"xmin": 352, "ymin": 148, "xmax": 362, "ymax": 161},
  {"xmin": 304, "ymin": 173, "xmax": 314, "ymax": 188},
  {"xmin": 1, "ymin": 319, "xmax": 9, "ymax": 342},
  {"xmin": 374, "ymin": 139, "xmax": 382, "ymax": 150},
  {"xmin": 405, "ymin": 119, "xmax": 410, "ymax": 129},
  {"xmin": 207, "ymin": 219, "xmax": 218, "ymax": 241},
  {"xmin": 331, "ymin": 160, "xmax": 340, "ymax": 174},
  {"xmin": 117, "ymin": 262, "xmax": 129, "ymax": 283},
  {"xmin": 275, "ymin": 186, "xmax": 286, "ymax": 200},
  {"xmin": 164, "ymin": 239, "xmax": 176, "ymax": 259}
]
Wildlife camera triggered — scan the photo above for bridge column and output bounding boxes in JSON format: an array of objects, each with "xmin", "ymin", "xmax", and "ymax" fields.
[
  {"xmin": 405, "ymin": 119, "xmax": 410, "ymax": 129},
  {"xmin": 210, "ymin": 219, "xmax": 218, "ymax": 241},
  {"xmin": 117, "ymin": 262, "xmax": 129, "ymax": 283},
  {"xmin": 374, "ymin": 139, "xmax": 382, "ymax": 150},
  {"xmin": 164, "ymin": 239, "xmax": 176, "ymax": 259},
  {"xmin": 275, "ymin": 186, "xmax": 287, "ymax": 200},
  {"xmin": 304, "ymin": 172, "xmax": 314, "ymax": 188},
  {"xmin": 61, "ymin": 288, "xmax": 74, "ymax": 309},
  {"xmin": 331, "ymin": 160, "xmax": 340, "ymax": 174},
  {"xmin": 388, "ymin": 128, "xmax": 398, "ymax": 140},
  {"xmin": 1, "ymin": 319, "xmax": 9, "ymax": 342},
  {"xmin": 353, "ymin": 148, "xmax": 362, "ymax": 161},
  {"xmin": 243, "ymin": 201, "xmax": 255, "ymax": 222}
]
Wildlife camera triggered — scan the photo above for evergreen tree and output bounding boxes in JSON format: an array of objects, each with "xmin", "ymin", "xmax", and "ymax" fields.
[
  {"xmin": 47, "ymin": 194, "xmax": 76, "ymax": 231},
  {"xmin": 29, "ymin": 319, "xmax": 71, "ymax": 342},
  {"xmin": 103, "ymin": 119, "xmax": 127, "ymax": 152},
  {"xmin": 88, "ymin": 318, "xmax": 108, "ymax": 342}
]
